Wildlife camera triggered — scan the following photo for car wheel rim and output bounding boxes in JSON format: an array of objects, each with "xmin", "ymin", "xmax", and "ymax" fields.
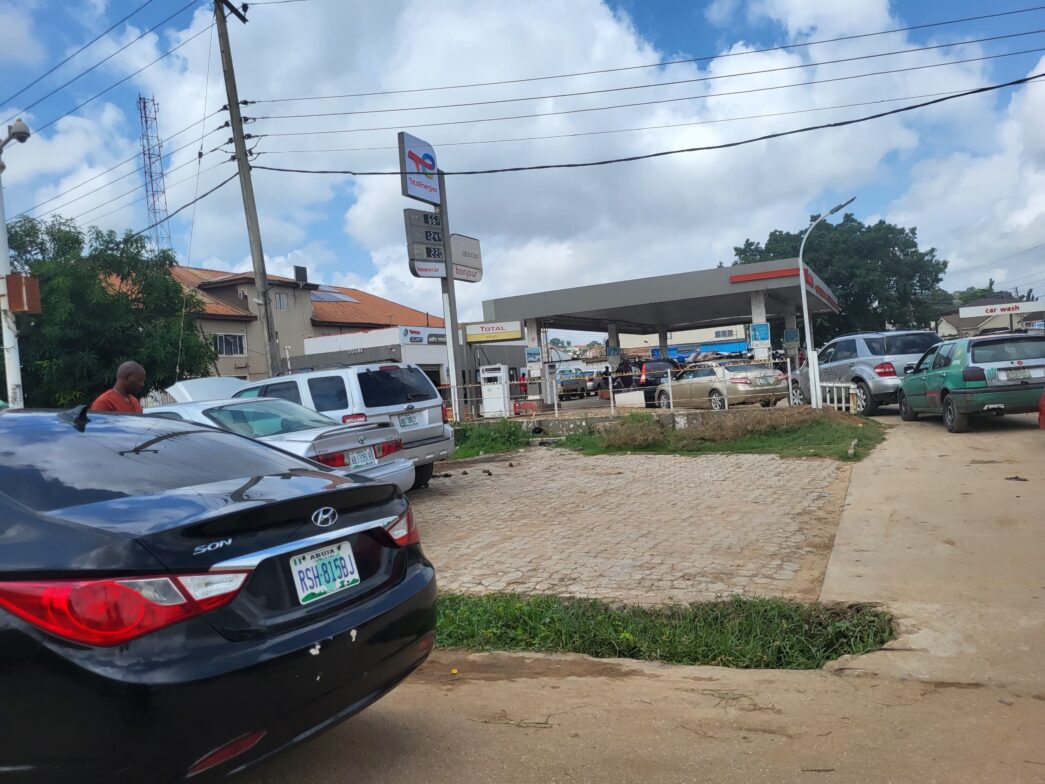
[
  {"xmin": 711, "ymin": 395, "xmax": 723, "ymax": 410},
  {"xmin": 856, "ymin": 385, "xmax": 868, "ymax": 413},
  {"xmin": 945, "ymin": 401, "xmax": 953, "ymax": 424},
  {"xmin": 790, "ymin": 385, "xmax": 804, "ymax": 405}
]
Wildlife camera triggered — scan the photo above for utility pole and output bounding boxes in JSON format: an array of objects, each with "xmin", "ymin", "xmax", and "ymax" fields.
[
  {"xmin": 436, "ymin": 170, "xmax": 466, "ymax": 420},
  {"xmin": 213, "ymin": 0, "xmax": 280, "ymax": 377}
]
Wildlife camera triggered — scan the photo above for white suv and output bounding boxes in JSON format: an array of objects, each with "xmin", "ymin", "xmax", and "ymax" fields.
[{"xmin": 233, "ymin": 363, "xmax": 454, "ymax": 488}]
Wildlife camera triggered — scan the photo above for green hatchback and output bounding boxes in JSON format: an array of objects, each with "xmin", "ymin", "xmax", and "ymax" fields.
[{"xmin": 898, "ymin": 334, "xmax": 1045, "ymax": 432}]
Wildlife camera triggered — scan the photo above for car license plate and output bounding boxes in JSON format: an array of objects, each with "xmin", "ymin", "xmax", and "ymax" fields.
[
  {"xmin": 1005, "ymin": 368, "xmax": 1031, "ymax": 380},
  {"xmin": 398, "ymin": 413, "xmax": 419, "ymax": 428},
  {"xmin": 757, "ymin": 376, "xmax": 772, "ymax": 385},
  {"xmin": 289, "ymin": 541, "xmax": 360, "ymax": 605},
  {"xmin": 348, "ymin": 447, "xmax": 377, "ymax": 469}
]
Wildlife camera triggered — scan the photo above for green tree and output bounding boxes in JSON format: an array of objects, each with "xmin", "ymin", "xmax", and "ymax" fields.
[
  {"xmin": 548, "ymin": 337, "xmax": 572, "ymax": 348},
  {"xmin": 954, "ymin": 278, "xmax": 1006, "ymax": 305},
  {"xmin": 734, "ymin": 215, "xmax": 949, "ymax": 340},
  {"xmin": 3, "ymin": 216, "xmax": 214, "ymax": 407}
]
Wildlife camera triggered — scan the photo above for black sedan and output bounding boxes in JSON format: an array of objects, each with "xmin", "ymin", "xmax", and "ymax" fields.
[{"xmin": 0, "ymin": 409, "xmax": 436, "ymax": 783}]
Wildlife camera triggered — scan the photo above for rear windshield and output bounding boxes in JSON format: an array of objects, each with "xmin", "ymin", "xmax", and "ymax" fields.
[
  {"xmin": 0, "ymin": 416, "xmax": 314, "ymax": 512},
  {"xmin": 357, "ymin": 366, "xmax": 438, "ymax": 408},
  {"xmin": 971, "ymin": 337, "xmax": 1045, "ymax": 363},
  {"xmin": 641, "ymin": 362, "xmax": 675, "ymax": 371},
  {"xmin": 863, "ymin": 333, "xmax": 941, "ymax": 356},
  {"xmin": 723, "ymin": 364, "xmax": 766, "ymax": 373},
  {"xmin": 205, "ymin": 399, "xmax": 336, "ymax": 438}
]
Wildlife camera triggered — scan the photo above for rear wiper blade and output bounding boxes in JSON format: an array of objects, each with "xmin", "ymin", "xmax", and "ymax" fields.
[
  {"xmin": 406, "ymin": 392, "xmax": 430, "ymax": 400},
  {"xmin": 119, "ymin": 429, "xmax": 218, "ymax": 455}
]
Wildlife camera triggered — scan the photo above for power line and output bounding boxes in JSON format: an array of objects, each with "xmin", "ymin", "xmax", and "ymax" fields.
[
  {"xmin": 134, "ymin": 171, "xmax": 240, "ymax": 238},
  {"xmin": 250, "ymin": 28, "xmax": 1045, "ymax": 119},
  {"xmin": 1, "ymin": 1, "xmax": 201, "ymax": 127},
  {"xmin": 20, "ymin": 119, "xmax": 228, "ymax": 219},
  {"xmin": 30, "ymin": 21, "xmax": 215, "ymax": 136},
  {"xmin": 67, "ymin": 150, "xmax": 226, "ymax": 223},
  {"xmin": 186, "ymin": 24, "xmax": 218, "ymax": 266},
  {"xmin": 948, "ymin": 241, "xmax": 1045, "ymax": 275},
  {"xmin": 253, "ymin": 86, "xmax": 1016, "ymax": 156},
  {"xmin": 249, "ymin": 72, "xmax": 1045, "ymax": 177},
  {"xmin": 256, "ymin": 48, "xmax": 1045, "ymax": 138},
  {"xmin": 84, "ymin": 159, "xmax": 232, "ymax": 227},
  {"xmin": 0, "ymin": 0, "xmax": 159, "ymax": 108},
  {"xmin": 250, "ymin": 4, "xmax": 1045, "ymax": 102}
]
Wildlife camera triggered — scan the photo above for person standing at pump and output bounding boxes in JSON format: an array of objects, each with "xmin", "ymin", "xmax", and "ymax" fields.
[{"xmin": 91, "ymin": 361, "xmax": 146, "ymax": 414}]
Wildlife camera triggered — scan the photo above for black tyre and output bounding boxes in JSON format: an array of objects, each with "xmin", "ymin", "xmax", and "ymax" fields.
[
  {"xmin": 898, "ymin": 391, "xmax": 919, "ymax": 421},
  {"xmin": 760, "ymin": 399, "xmax": 772, "ymax": 408},
  {"xmin": 943, "ymin": 395, "xmax": 969, "ymax": 433},
  {"xmin": 709, "ymin": 390, "xmax": 725, "ymax": 411},
  {"xmin": 854, "ymin": 380, "xmax": 879, "ymax": 417},
  {"xmin": 657, "ymin": 391, "xmax": 672, "ymax": 409},
  {"xmin": 411, "ymin": 462, "xmax": 435, "ymax": 490}
]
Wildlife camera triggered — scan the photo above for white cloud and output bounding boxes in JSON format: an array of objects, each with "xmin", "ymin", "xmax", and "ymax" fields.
[
  {"xmin": 6, "ymin": 0, "xmax": 1044, "ymax": 324},
  {"xmin": 0, "ymin": 4, "xmax": 46, "ymax": 67},
  {"xmin": 887, "ymin": 56, "xmax": 1045, "ymax": 292}
]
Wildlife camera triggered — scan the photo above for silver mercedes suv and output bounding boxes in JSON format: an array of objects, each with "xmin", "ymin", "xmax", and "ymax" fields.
[{"xmin": 792, "ymin": 330, "xmax": 942, "ymax": 415}]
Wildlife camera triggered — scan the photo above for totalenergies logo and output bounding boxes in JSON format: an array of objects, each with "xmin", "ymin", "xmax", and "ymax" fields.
[{"xmin": 407, "ymin": 149, "xmax": 436, "ymax": 179}]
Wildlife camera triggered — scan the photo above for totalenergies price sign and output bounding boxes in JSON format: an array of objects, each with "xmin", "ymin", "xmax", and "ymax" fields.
[{"xmin": 398, "ymin": 132, "xmax": 440, "ymax": 205}]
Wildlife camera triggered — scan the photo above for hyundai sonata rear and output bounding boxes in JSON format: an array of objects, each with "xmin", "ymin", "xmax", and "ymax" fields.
[{"xmin": 0, "ymin": 410, "xmax": 436, "ymax": 783}]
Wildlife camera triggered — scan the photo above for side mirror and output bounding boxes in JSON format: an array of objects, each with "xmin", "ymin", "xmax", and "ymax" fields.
[{"xmin": 904, "ymin": 364, "xmax": 915, "ymax": 375}]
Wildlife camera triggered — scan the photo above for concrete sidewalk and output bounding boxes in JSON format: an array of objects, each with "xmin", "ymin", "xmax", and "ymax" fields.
[{"xmin": 820, "ymin": 412, "xmax": 1045, "ymax": 693}]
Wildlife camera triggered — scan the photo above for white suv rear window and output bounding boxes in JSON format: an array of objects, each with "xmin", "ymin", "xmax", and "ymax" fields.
[{"xmin": 357, "ymin": 367, "xmax": 438, "ymax": 408}]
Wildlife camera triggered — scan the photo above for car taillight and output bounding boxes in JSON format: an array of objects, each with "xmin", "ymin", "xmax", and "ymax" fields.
[
  {"xmin": 186, "ymin": 730, "xmax": 267, "ymax": 778},
  {"xmin": 640, "ymin": 364, "xmax": 647, "ymax": 385},
  {"xmin": 963, "ymin": 366, "xmax": 987, "ymax": 382},
  {"xmin": 384, "ymin": 507, "xmax": 419, "ymax": 546},
  {"xmin": 0, "ymin": 573, "xmax": 249, "ymax": 647},
  {"xmin": 730, "ymin": 375, "xmax": 750, "ymax": 384},
  {"xmin": 315, "ymin": 451, "xmax": 347, "ymax": 467},
  {"xmin": 373, "ymin": 439, "xmax": 403, "ymax": 460},
  {"xmin": 874, "ymin": 362, "xmax": 897, "ymax": 377},
  {"xmin": 441, "ymin": 403, "xmax": 450, "ymax": 424},
  {"xmin": 342, "ymin": 413, "xmax": 367, "ymax": 425}
]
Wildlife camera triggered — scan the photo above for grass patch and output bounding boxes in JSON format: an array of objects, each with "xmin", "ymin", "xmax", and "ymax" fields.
[
  {"xmin": 437, "ymin": 593, "xmax": 892, "ymax": 669},
  {"xmin": 451, "ymin": 419, "xmax": 530, "ymax": 459},
  {"xmin": 562, "ymin": 409, "xmax": 885, "ymax": 461}
]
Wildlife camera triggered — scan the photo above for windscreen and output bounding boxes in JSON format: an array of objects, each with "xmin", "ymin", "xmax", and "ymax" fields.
[
  {"xmin": 357, "ymin": 366, "xmax": 438, "ymax": 408},
  {"xmin": 205, "ymin": 399, "xmax": 336, "ymax": 438},
  {"xmin": 971, "ymin": 337, "xmax": 1045, "ymax": 363},
  {"xmin": 863, "ymin": 333, "xmax": 941, "ymax": 356}
]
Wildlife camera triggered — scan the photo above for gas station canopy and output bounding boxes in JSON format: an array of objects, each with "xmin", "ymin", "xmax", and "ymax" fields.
[{"xmin": 482, "ymin": 258, "xmax": 839, "ymax": 334}]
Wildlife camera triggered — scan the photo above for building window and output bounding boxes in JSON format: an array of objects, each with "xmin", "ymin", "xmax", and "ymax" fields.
[
  {"xmin": 274, "ymin": 291, "xmax": 290, "ymax": 310},
  {"xmin": 714, "ymin": 329, "xmax": 734, "ymax": 338},
  {"xmin": 213, "ymin": 334, "xmax": 246, "ymax": 357}
]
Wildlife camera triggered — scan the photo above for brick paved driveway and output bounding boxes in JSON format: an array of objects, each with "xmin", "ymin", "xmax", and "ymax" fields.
[{"xmin": 410, "ymin": 448, "xmax": 851, "ymax": 604}]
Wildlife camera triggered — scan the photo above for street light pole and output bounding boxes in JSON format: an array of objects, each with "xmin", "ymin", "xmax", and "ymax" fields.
[
  {"xmin": 797, "ymin": 196, "xmax": 854, "ymax": 410},
  {"xmin": 0, "ymin": 119, "xmax": 31, "ymax": 409}
]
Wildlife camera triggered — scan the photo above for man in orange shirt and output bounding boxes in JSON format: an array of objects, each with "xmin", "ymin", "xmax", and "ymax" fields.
[{"xmin": 90, "ymin": 361, "xmax": 146, "ymax": 414}]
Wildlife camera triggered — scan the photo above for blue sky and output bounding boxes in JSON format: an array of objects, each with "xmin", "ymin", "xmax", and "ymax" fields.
[{"xmin": 3, "ymin": 0, "xmax": 1044, "ymax": 324}]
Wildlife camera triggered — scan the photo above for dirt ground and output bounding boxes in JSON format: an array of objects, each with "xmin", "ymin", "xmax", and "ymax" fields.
[{"xmin": 246, "ymin": 413, "xmax": 1045, "ymax": 784}]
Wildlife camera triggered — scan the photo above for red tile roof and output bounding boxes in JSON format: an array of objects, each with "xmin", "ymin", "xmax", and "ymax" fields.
[
  {"xmin": 171, "ymin": 266, "xmax": 441, "ymax": 328},
  {"xmin": 311, "ymin": 286, "xmax": 443, "ymax": 328},
  {"xmin": 171, "ymin": 266, "xmax": 256, "ymax": 321}
]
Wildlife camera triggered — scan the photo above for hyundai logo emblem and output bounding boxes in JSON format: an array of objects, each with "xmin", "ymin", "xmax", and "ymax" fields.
[{"xmin": 311, "ymin": 506, "xmax": 339, "ymax": 528}]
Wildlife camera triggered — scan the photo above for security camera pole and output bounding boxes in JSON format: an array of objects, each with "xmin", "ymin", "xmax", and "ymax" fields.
[
  {"xmin": 214, "ymin": 0, "xmax": 281, "ymax": 377},
  {"xmin": 0, "ymin": 119, "xmax": 32, "ymax": 408}
]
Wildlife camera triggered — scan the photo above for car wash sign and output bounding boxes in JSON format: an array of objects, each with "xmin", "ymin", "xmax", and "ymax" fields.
[{"xmin": 398, "ymin": 132, "xmax": 440, "ymax": 205}]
